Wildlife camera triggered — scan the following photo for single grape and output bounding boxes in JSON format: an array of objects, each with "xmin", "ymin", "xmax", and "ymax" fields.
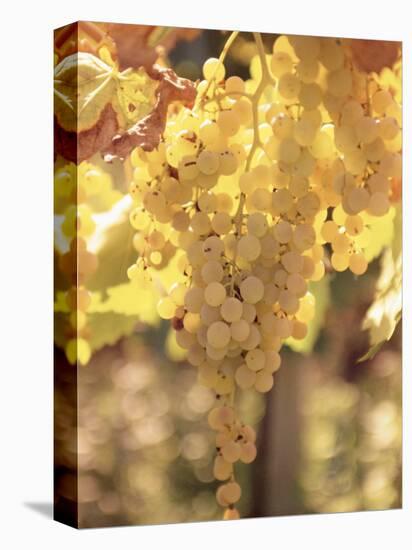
[
  {"xmin": 203, "ymin": 57, "xmax": 225, "ymax": 81},
  {"xmin": 221, "ymin": 297, "xmax": 243, "ymax": 323},
  {"xmin": 235, "ymin": 364, "xmax": 256, "ymax": 389},
  {"xmin": 207, "ymin": 321, "xmax": 231, "ymax": 348},
  {"xmin": 204, "ymin": 281, "xmax": 227, "ymax": 307},
  {"xmin": 349, "ymin": 252, "xmax": 368, "ymax": 275},
  {"xmin": 240, "ymin": 276, "xmax": 264, "ymax": 304},
  {"xmin": 254, "ymin": 370, "xmax": 274, "ymax": 393}
]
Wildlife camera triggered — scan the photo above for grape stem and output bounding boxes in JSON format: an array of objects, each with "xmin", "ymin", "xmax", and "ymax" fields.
[
  {"xmin": 194, "ymin": 31, "xmax": 239, "ymax": 110},
  {"xmin": 231, "ymin": 32, "xmax": 275, "ymax": 293},
  {"xmin": 245, "ymin": 32, "xmax": 275, "ymax": 172}
]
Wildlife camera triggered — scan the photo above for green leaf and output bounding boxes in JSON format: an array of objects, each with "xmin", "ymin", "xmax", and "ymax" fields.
[
  {"xmin": 116, "ymin": 68, "xmax": 157, "ymax": 124},
  {"xmin": 54, "ymin": 52, "xmax": 117, "ymax": 132},
  {"xmin": 87, "ymin": 312, "xmax": 140, "ymax": 353},
  {"xmin": 363, "ymin": 207, "xmax": 396, "ymax": 262},
  {"xmin": 88, "ymin": 280, "xmax": 159, "ymax": 326},
  {"xmin": 87, "ymin": 195, "xmax": 136, "ymax": 291},
  {"xmin": 165, "ymin": 327, "xmax": 187, "ymax": 362},
  {"xmin": 286, "ymin": 276, "xmax": 331, "ymax": 354},
  {"xmin": 360, "ymin": 206, "xmax": 402, "ymax": 360}
]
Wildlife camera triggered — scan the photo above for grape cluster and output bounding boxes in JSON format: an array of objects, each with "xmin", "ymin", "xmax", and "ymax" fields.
[{"xmin": 128, "ymin": 34, "xmax": 401, "ymax": 518}]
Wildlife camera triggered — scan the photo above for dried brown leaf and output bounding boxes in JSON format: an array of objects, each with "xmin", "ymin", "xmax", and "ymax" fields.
[
  {"xmin": 105, "ymin": 23, "xmax": 201, "ymax": 71},
  {"xmin": 104, "ymin": 66, "xmax": 196, "ymax": 160},
  {"xmin": 55, "ymin": 104, "xmax": 119, "ymax": 163}
]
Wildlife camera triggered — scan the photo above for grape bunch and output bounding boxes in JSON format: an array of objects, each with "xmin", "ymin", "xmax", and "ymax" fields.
[{"xmin": 127, "ymin": 33, "xmax": 401, "ymax": 518}]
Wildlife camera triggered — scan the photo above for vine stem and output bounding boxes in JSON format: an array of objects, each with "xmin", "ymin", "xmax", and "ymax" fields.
[
  {"xmin": 245, "ymin": 32, "xmax": 275, "ymax": 172},
  {"xmin": 230, "ymin": 32, "xmax": 275, "ymax": 295},
  {"xmin": 194, "ymin": 30, "xmax": 239, "ymax": 111}
]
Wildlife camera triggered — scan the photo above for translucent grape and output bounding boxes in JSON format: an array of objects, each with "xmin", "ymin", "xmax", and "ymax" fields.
[
  {"xmin": 254, "ymin": 370, "xmax": 274, "ymax": 393},
  {"xmin": 245, "ymin": 348, "xmax": 265, "ymax": 371},
  {"xmin": 212, "ymin": 212, "xmax": 232, "ymax": 235},
  {"xmin": 184, "ymin": 287, "xmax": 204, "ymax": 313},
  {"xmin": 372, "ymin": 89, "xmax": 393, "ymax": 114},
  {"xmin": 286, "ymin": 273, "xmax": 307, "ymax": 297},
  {"xmin": 229, "ymin": 319, "xmax": 249, "ymax": 342},
  {"xmin": 240, "ymin": 276, "xmax": 264, "ymax": 304},
  {"xmin": 237, "ymin": 235, "xmax": 262, "ymax": 262},
  {"xmin": 378, "ymin": 117, "xmax": 400, "ymax": 141},
  {"xmin": 327, "ymin": 68, "xmax": 352, "ymax": 97},
  {"xmin": 218, "ymin": 481, "xmax": 242, "ymax": 503},
  {"xmin": 207, "ymin": 321, "xmax": 231, "ymax": 348},
  {"xmin": 368, "ymin": 192, "xmax": 390, "ymax": 216},
  {"xmin": 203, "ymin": 57, "xmax": 225, "ymax": 81},
  {"xmin": 221, "ymin": 442, "xmax": 241, "ymax": 464},
  {"xmin": 278, "ymin": 73, "xmax": 301, "ymax": 99},
  {"xmin": 203, "ymin": 236, "xmax": 224, "ymax": 260},
  {"xmin": 157, "ymin": 297, "xmax": 176, "ymax": 319},
  {"xmin": 298, "ymin": 83, "xmax": 322, "ymax": 110},
  {"xmin": 272, "ymin": 113, "xmax": 294, "ymax": 138},
  {"xmin": 223, "ymin": 508, "xmax": 240, "ymax": 520},
  {"xmin": 170, "ymin": 283, "xmax": 187, "ymax": 306},
  {"xmin": 205, "ymin": 282, "xmax": 226, "ymax": 307},
  {"xmin": 225, "ymin": 75, "xmax": 245, "ymax": 95},
  {"xmin": 345, "ymin": 215, "xmax": 364, "ymax": 236},
  {"xmin": 278, "ymin": 138, "xmax": 301, "ymax": 164},
  {"xmin": 331, "ymin": 252, "xmax": 349, "ymax": 272},
  {"xmin": 271, "ymin": 51, "xmax": 293, "ymax": 76},
  {"xmin": 217, "ymin": 110, "xmax": 240, "ymax": 137},
  {"xmin": 235, "ymin": 364, "xmax": 256, "ymax": 389},
  {"xmin": 200, "ymin": 303, "xmax": 221, "ymax": 326},
  {"xmin": 201, "ymin": 260, "xmax": 224, "ymax": 284},
  {"xmin": 346, "ymin": 187, "xmax": 370, "ymax": 214},
  {"xmin": 240, "ymin": 441, "xmax": 257, "ymax": 464},
  {"xmin": 279, "ymin": 289, "xmax": 299, "ymax": 314},
  {"xmin": 291, "ymin": 319, "xmax": 308, "ymax": 340},
  {"xmin": 197, "ymin": 150, "xmax": 220, "ymax": 175},
  {"xmin": 293, "ymin": 223, "xmax": 316, "ymax": 250},
  {"xmin": 281, "ymin": 251, "xmax": 304, "ymax": 274},
  {"xmin": 221, "ymin": 297, "xmax": 243, "ymax": 323},
  {"xmin": 213, "ymin": 455, "xmax": 232, "ymax": 481},
  {"xmin": 247, "ymin": 212, "xmax": 268, "ymax": 237},
  {"xmin": 199, "ymin": 120, "xmax": 220, "ymax": 145},
  {"xmin": 349, "ymin": 252, "xmax": 368, "ymax": 275}
]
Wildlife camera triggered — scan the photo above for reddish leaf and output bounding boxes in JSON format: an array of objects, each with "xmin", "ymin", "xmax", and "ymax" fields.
[
  {"xmin": 105, "ymin": 23, "xmax": 201, "ymax": 71},
  {"xmin": 54, "ymin": 21, "xmax": 115, "ymax": 62},
  {"xmin": 391, "ymin": 177, "xmax": 402, "ymax": 203},
  {"xmin": 350, "ymin": 39, "xmax": 401, "ymax": 74},
  {"xmin": 55, "ymin": 104, "xmax": 119, "ymax": 163},
  {"xmin": 104, "ymin": 66, "xmax": 196, "ymax": 160}
]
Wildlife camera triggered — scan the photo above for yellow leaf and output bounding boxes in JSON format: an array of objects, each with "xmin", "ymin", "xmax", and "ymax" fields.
[
  {"xmin": 360, "ymin": 206, "xmax": 402, "ymax": 358},
  {"xmin": 115, "ymin": 68, "xmax": 157, "ymax": 124},
  {"xmin": 362, "ymin": 207, "xmax": 395, "ymax": 263},
  {"xmin": 87, "ymin": 312, "xmax": 140, "ymax": 353},
  {"xmin": 165, "ymin": 328, "xmax": 187, "ymax": 362},
  {"xmin": 89, "ymin": 281, "xmax": 159, "ymax": 326},
  {"xmin": 54, "ymin": 52, "xmax": 116, "ymax": 132}
]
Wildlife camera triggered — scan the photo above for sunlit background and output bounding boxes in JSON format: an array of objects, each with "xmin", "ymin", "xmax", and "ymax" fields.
[{"xmin": 55, "ymin": 270, "xmax": 401, "ymax": 527}]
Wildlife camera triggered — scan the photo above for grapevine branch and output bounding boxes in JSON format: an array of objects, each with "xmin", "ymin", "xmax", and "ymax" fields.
[{"xmin": 231, "ymin": 32, "xmax": 274, "ymax": 288}]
